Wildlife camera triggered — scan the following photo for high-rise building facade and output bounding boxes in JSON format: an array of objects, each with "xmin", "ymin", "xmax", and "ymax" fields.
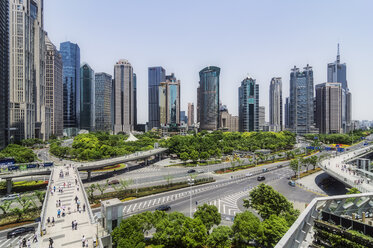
[
  {"xmin": 159, "ymin": 79, "xmax": 180, "ymax": 126},
  {"xmin": 45, "ymin": 35, "xmax": 63, "ymax": 137},
  {"xmin": 148, "ymin": 67, "xmax": 166, "ymax": 129},
  {"xmin": 95, "ymin": 72, "xmax": 112, "ymax": 131},
  {"xmin": 133, "ymin": 73, "xmax": 137, "ymax": 127},
  {"xmin": 259, "ymin": 106, "xmax": 265, "ymax": 131},
  {"xmin": 269, "ymin": 77, "xmax": 283, "ymax": 131},
  {"xmin": 0, "ymin": 0, "xmax": 9, "ymax": 148},
  {"xmin": 289, "ymin": 65, "xmax": 315, "ymax": 134},
  {"xmin": 239, "ymin": 77, "xmax": 259, "ymax": 132},
  {"xmin": 9, "ymin": 0, "xmax": 50, "ymax": 141},
  {"xmin": 113, "ymin": 59, "xmax": 134, "ymax": 134},
  {"xmin": 197, "ymin": 66, "xmax": 220, "ymax": 130},
  {"xmin": 60, "ymin": 41, "xmax": 80, "ymax": 130},
  {"xmin": 220, "ymin": 107, "xmax": 239, "ymax": 132},
  {"xmin": 284, "ymin": 97, "xmax": 290, "ymax": 129},
  {"xmin": 80, "ymin": 63, "xmax": 95, "ymax": 131},
  {"xmin": 187, "ymin": 103, "xmax": 194, "ymax": 127},
  {"xmin": 327, "ymin": 44, "xmax": 351, "ymax": 133},
  {"xmin": 315, "ymin": 82, "xmax": 342, "ymax": 134}
]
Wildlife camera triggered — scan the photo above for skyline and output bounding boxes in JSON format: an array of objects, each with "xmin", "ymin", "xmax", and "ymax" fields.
[{"xmin": 44, "ymin": 0, "xmax": 373, "ymax": 123}]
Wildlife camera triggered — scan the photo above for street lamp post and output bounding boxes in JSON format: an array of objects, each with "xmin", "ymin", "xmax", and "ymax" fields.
[{"xmin": 188, "ymin": 178, "xmax": 195, "ymax": 218}]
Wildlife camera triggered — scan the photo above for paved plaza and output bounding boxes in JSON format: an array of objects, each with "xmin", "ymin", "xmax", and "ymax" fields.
[{"xmin": 41, "ymin": 165, "xmax": 96, "ymax": 248}]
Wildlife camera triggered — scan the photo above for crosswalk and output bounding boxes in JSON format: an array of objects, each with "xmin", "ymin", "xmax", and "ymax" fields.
[
  {"xmin": 0, "ymin": 233, "xmax": 35, "ymax": 248},
  {"xmin": 201, "ymin": 190, "xmax": 250, "ymax": 216},
  {"xmin": 122, "ymin": 180, "xmax": 238, "ymax": 215}
]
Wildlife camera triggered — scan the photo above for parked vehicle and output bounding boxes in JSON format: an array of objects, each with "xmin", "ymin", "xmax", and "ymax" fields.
[
  {"xmin": 7, "ymin": 226, "xmax": 35, "ymax": 239},
  {"xmin": 1, "ymin": 194, "xmax": 20, "ymax": 202},
  {"xmin": 288, "ymin": 180, "xmax": 296, "ymax": 187},
  {"xmin": 257, "ymin": 176, "xmax": 265, "ymax": 181},
  {"xmin": 155, "ymin": 205, "xmax": 171, "ymax": 211},
  {"xmin": 108, "ymin": 179, "xmax": 119, "ymax": 185}
]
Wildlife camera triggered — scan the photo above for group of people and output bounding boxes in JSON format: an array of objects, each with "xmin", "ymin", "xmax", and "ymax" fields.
[
  {"xmin": 17, "ymin": 233, "xmax": 38, "ymax": 248},
  {"xmin": 72, "ymin": 220, "xmax": 78, "ymax": 230}
]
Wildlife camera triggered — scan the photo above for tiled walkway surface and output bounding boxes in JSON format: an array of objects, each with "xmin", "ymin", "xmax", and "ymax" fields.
[{"xmin": 41, "ymin": 165, "xmax": 96, "ymax": 248}]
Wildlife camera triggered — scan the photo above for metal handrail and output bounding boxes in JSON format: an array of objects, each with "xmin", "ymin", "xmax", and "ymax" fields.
[{"xmin": 75, "ymin": 166, "xmax": 95, "ymax": 224}]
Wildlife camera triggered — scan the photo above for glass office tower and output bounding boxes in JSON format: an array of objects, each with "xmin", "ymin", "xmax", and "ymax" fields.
[
  {"xmin": 239, "ymin": 77, "xmax": 259, "ymax": 132},
  {"xmin": 95, "ymin": 72, "xmax": 112, "ymax": 131},
  {"xmin": 80, "ymin": 63, "xmax": 95, "ymax": 131},
  {"xmin": 60, "ymin": 41, "xmax": 81, "ymax": 129},
  {"xmin": 0, "ymin": 0, "xmax": 8, "ymax": 148},
  {"xmin": 289, "ymin": 65, "xmax": 315, "ymax": 134},
  {"xmin": 148, "ymin": 67, "xmax": 166, "ymax": 129},
  {"xmin": 197, "ymin": 66, "xmax": 220, "ymax": 130}
]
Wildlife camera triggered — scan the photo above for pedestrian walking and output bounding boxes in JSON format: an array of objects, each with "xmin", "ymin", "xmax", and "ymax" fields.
[
  {"xmin": 52, "ymin": 217, "xmax": 55, "ymax": 226},
  {"xmin": 83, "ymin": 204, "xmax": 86, "ymax": 212},
  {"xmin": 81, "ymin": 235, "xmax": 86, "ymax": 247},
  {"xmin": 75, "ymin": 220, "xmax": 78, "ymax": 230},
  {"xmin": 59, "ymin": 199, "xmax": 61, "ymax": 207},
  {"xmin": 72, "ymin": 221, "xmax": 74, "ymax": 230},
  {"xmin": 27, "ymin": 238, "xmax": 31, "ymax": 248},
  {"xmin": 47, "ymin": 217, "xmax": 50, "ymax": 225},
  {"xmin": 49, "ymin": 237, "xmax": 53, "ymax": 248},
  {"xmin": 33, "ymin": 233, "xmax": 38, "ymax": 242}
]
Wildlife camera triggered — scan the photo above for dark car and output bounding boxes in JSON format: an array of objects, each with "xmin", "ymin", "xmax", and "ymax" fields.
[
  {"xmin": 108, "ymin": 179, "xmax": 119, "ymax": 185},
  {"xmin": 155, "ymin": 205, "xmax": 171, "ymax": 211},
  {"xmin": 7, "ymin": 226, "xmax": 35, "ymax": 239},
  {"xmin": 187, "ymin": 169, "xmax": 196, "ymax": 173},
  {"xmin": 257, "ymin": 176, "xmax": 265, "ymax": 181}
]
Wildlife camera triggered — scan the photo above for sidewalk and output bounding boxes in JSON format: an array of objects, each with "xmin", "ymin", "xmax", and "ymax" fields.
[
  {"xmin": 320, "ymin": 145, "xmax": 373, "ymax": 193},
  {"xmin": 41, "ymin": 165, "xmax": 96, "ymax": 248}
]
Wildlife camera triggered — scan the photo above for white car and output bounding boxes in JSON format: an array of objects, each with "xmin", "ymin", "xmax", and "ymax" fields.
[
  {"xmin": 245, "ymin": 173, "xmax": 253, "ymax": 177},
  {"xmin": 1, "ymin": 194, "xmax": 20, "ymax": 202}
]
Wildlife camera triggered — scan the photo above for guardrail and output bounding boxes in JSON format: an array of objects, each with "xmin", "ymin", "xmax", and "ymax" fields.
[
  {"xmin": 38, "ymin": 166, "xmax": 54, "ymax": 246},
  {"xmin": 75, "ymin": 166, "xmax": 95, "ymax": 224}
]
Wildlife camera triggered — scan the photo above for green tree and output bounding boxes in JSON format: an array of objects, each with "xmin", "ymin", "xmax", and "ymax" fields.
[
  {"xmin": 190, "ymin": 150, "xmax": 199, "ymax": 162},
  {"xmin": 111, "ymin": 215, "xmax": 146, "ymax": 248},
  {"xmin": 256, "ymin": 215, "xmax": 289, "ymax": 247},
  {"xmin": 232, "ymin": 211, "xmax": 260, "ymax": 246},
  {"xmin": 86, "ymin": 184, "xmax": 96, "ymax": 200},
  {"xmin": 118, "ymin": 179, "xmax": 133, "ymax": 191},
  {"xmin": 180, "ymin": 152, "xmax": 189, "ymax": 162},
  {"xmin": 193, "ymin": 204, "xmax": 221, "ymax": 233},
  {"xmin": 164, "ymin": 175, "xmax": 173, "ymax": 188},
  {"xmin": 34, "ymin": 190, "xmax": 46, "ymax": 205},
  {"xmin": 289, "ymin": 159, "xmax": 300, "ymax": 177},
  {"xmin": 10, "ymin": 207, "xmax": 24, "ymax": 222},
  {"xmin": 243, "ymin": 184, "xmax": 296, "ymax": 220},
  {"xmin": 206, "ymin": 226, "xmax": 232, "ymax": 248},
  {"xmin": 0, "ymin": 200, "xmax": 13, "ymax": 215},
  {"xmin": 95, "ymin": 181, "xmax": 108, "ymax": 196},
  {"xmin": 309, "ymin": 155, "xmax": 319, "ymax": 170}
]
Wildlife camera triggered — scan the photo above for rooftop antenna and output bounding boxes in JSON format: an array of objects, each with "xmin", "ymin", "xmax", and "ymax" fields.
[{"xmin": 337, "ymin": 43, "xmax": 340, "ymax": 63}]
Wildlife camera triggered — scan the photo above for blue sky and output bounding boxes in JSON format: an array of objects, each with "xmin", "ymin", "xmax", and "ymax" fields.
[{"xmin": 44, "ymin": 0, "xmax": 373, "ymax": 123}]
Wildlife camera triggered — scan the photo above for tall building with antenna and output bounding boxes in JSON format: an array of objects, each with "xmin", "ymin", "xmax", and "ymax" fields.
[{"xmin": 327, "ymin": 44, "xmax": 351, "ymax": 132}]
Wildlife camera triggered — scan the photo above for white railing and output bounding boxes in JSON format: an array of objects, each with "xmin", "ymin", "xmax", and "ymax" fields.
[
  {"xmin": 75, "ymin": 166, "xmax": 95, "ymax": 224},
  {"xmin": 38, "ymin": 167, "xmax": 54, "ymax": 246}
]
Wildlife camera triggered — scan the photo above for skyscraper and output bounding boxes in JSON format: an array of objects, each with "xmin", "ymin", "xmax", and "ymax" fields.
[
  {"xmin": 315, "ymin": 82, "xmax": 342, "ymax": 134},
  {"xmin": 95, "ymin": 72, "xmax": 112, "ymax": 131},
  {"xmin": 187, "ymin": 103, "xmax": 194, "ymax": 127},
  {"xmin": 259, "ymin": 106, "xmax": 265, "ymax": 131},
  {"xmin": 80, "ymin": 63, "xmax": 95, "ymax": 131},
  {"xmin": 159, "ymin": 78, "xmax": 180, "ymax": 126},
  {"xmin": 269, "ymin": 77, "xmax": 283, "ymax": 131},
  {"xmin": 289, "ymin": 65, "xmax": 315, "ymax": 134},
  {"xmin": 327, "ymin": 44, "xmax": 351, "ymax": 132},
  {"xmin": 60, "ymin": 41, "xmax": 80, "ymax": 130},
  {"xmin": 133, "ymin": 73, "xmax": 137, "ymax": 127},
  {"xmin": 148, "ymin": 67, "xmax": 166, "ymax": 129},
  {"xmin": 284, "ymin": 97, "xmax": 290, "ymax": 129},
  {"xmin": 45, "ymin": 35, "xmax": 63, "ymax": 137},
  {"xmin": 0, "ymin": 0, "xmax": 9, "ymax": 148},
  {"xmin": 239, "ymin": 77, "xmax": 259, "ymax": 132},
  {"xmin": 113, "ymin": 59, "xmax": 134, "ymax": 134},
  {"xmin": 197, "ymin": 66, "xmax": 220, "ymax": 130},
  {"xmin": 9, "ymin": 0, "xmax": 50, "ymax": 141}
]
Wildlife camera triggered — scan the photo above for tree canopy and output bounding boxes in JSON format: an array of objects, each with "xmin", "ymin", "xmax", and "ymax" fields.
[
  {"xmin": 193, "ymin": 203, "xmax": 221, "ymax": 232},
  {"xmin": 0, "ymin": 144, "xmax": 36, "ymax": 163}
]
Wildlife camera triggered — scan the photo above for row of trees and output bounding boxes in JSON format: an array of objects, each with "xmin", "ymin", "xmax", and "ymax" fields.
[
  {"xmin": 50, "ymin": 132, "xmax": 160, "ymax": 161},
  {"xmin": 0, "ymin": 191, "xmax": 45, "ymax": 222},
  {"xmin": 0, "ymin": 144, "xmax": 37, "ymax": 163},
  {"xmin": 86, "ymin": 179, "xmax": 133, "ymax": 201},
  {"xmin": 162, "ymin": 131, "xmax": 296, "ymax": 161},
  {"xmin": 112, "ymin": 184, "xmax": 299, "ymax": 248},
  {"xmin": 304, "ymin": 129, "xmax": 373, "ymax": 145}
]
